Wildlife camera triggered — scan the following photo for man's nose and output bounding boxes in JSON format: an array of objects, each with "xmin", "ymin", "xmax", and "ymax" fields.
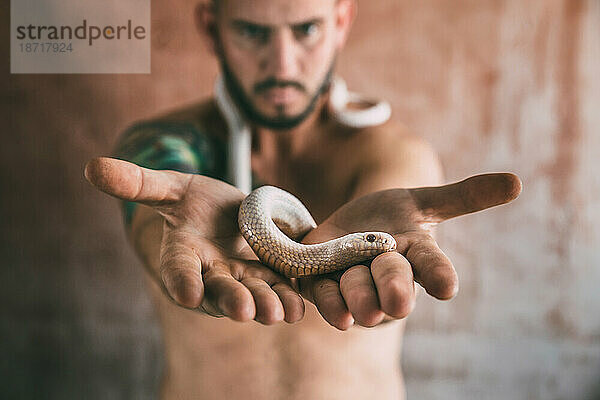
[{"xmin": 267, "ymin": 29, "xmax": 300, "ymax": 78}]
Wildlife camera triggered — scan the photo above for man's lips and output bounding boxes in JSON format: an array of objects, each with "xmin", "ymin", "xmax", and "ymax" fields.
[{"xmin": 261, "ymin": 87, "xmax": 301, "ymax": 105}]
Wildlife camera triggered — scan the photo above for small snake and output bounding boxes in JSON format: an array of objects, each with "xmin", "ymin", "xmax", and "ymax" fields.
[{"xmin": 238, "ymin": 186, "xmax": 397, "ymax": 277}]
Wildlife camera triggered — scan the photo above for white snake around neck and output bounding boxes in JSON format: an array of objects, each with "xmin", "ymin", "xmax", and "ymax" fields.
[
  {"xmin": 214, "ymin": 75, "xmax": 391, "ymax": 194},
  {"xmin": 238, "ymin": 186, "xmax": 397, "ymax": 277}
]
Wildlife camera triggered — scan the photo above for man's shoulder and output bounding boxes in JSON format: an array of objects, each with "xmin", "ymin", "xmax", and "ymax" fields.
[
  {"xmin": 342, "ymin": 119, "xmax": 443, "ymax": 188},
  {"xmin": 114, "ymin": 98, "xmax": 229, "ymax": 178},
  {"xmin": 345, "ymin": 119, "xmax": 438, "ymax": 161},
  {"xmin": 125, "ymin": 98, "xmax": 227, "ymax": 140}
]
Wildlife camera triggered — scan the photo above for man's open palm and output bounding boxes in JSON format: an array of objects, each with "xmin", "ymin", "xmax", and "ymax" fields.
[
  {"xmin": 84, "ymin": 157, "xmax": 305, "ymax": 324},
  {"xmin": 298, "ymin": 173, "xmax": 522, "ymax": 329}
]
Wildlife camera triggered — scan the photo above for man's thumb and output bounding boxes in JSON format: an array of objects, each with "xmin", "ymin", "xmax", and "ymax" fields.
[{"xmin": 84, "ymin": 157, "xmax": 187, "ymax": 204}]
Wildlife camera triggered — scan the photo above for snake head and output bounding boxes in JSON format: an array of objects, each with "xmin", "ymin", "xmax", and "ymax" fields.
[{"xmin": 343, "ymin": 231, "xmax": 397, "ymax": 258}]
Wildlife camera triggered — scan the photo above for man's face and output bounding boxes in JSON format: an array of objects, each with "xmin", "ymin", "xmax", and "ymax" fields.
[{"xmin": 212, "ymin": 0, "xmax": 349, "ymax": 130}]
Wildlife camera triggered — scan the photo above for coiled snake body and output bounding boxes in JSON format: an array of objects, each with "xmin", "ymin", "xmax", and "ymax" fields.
[{"xmin": 238, "ymin": 186, "xmax": 397, "ymax": 277}]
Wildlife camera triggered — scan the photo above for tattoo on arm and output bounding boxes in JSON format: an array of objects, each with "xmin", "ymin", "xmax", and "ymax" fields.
[{"xmin": 113, "ymin": 121, "xmax": 226, "ymax": 225}]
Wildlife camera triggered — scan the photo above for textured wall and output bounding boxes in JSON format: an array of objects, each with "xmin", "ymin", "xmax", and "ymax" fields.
[{"xmin": 1, "ymin": 1, "xmax": 599, "ymax": 399}]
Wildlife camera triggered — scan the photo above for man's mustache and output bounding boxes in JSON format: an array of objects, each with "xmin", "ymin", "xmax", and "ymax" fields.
[{"xmin": 254, "ymin": 78, "xmax": 306, "ymax": 94}]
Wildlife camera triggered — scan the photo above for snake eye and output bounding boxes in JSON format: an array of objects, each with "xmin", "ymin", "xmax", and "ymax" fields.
[{"xmin": 366, "ymin": 234, "xmax": 376, "ymax": 243}]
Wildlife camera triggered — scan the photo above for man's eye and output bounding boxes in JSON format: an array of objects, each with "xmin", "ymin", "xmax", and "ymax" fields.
[
  {"xmin": 294, "ymin": 23, "xmax": 319, "ymax": 39},
  {"xmin": 239, "ymin": 25, "xmax": 269, "ymax": 42}
]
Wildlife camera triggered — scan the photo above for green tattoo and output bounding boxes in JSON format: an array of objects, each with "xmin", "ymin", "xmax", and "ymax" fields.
[{"xmin": 113, "ymin": 121, "xmax": 227, "ymax": 225}]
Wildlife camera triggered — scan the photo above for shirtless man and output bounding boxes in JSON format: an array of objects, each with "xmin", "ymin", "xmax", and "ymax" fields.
[{"xmin": 84, "ymin": 0, "xmax": 521, "ymax": 398}]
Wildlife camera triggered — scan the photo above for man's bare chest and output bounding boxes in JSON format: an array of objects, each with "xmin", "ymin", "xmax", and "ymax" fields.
[{"xmin": 251, "ymin": 146, "xmax": 357, "ymax": 223}]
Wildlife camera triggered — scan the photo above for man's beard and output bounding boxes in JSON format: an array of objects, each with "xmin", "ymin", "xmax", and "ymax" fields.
[{"xmin": 218, "ymin": 55, "xmax": 334, "ymax": 131}]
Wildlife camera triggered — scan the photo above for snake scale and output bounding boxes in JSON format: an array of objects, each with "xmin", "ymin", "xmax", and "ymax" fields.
[{"xmin": 238, "ymin": 186, "xmax": 397, "ymax": 277}]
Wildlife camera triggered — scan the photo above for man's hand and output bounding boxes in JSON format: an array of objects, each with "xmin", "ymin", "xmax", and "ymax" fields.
[
  {"xmin": 298, "ymin": 173, "xmax": 522, "ymax": 330},
  {"xmin": 84, "ymin": 157, "xmax": 304, "ymax": 324}
]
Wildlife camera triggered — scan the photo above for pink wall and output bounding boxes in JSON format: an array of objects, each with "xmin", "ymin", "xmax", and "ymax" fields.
[{"xmin": 2, "ymin": 1, "xmax": 598, "ymax": 398}]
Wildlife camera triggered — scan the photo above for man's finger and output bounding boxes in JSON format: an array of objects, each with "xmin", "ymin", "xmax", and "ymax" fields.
[
  {"xmin": 339, "ymin": 265, "xmax": 385, "ymax": 327},
  {"xmin": 311, "ymin": 278, "xmax": 354, "ymax": 330},
  {"xmin": 241, "ymin": 278, "xmax": 285, "ymax": 325},
  {"xmin": 271, "ymin": 283, "xmax": 305, "ymax": 323},
  {"xmin": 396, "ymin": 231, "xmax": 458, "ymax": 300},
  {"xmin": 159, "ymin": 227, "xmax": 205, "ymax": 309},
  {"xmin": 202, "ymin": 260, "xmax": 256, "ymax": 321},
  {"xmin": 231, "ymin": 260, "xmax": 305, "ymax": 323},
  {"xmin": 410, "ymin": 173, "xmax": 522, "ymax": 222},
  {"xmin": 370, "ymin": 252, "xmax": 416, "ymax": 318},
  {"xmin": 84, "ymin": 157, "xmax": 190, "ymax": 205}
]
